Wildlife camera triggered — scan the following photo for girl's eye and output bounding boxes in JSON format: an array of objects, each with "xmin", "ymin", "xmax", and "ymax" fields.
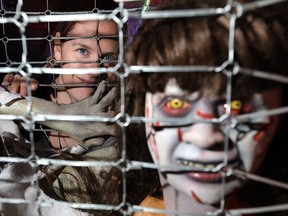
[
  {"xmin": 77, "ymin": 48, "xmax": 88, "ymax": 55},
  {"xmin": 99, "ymin": 54, "xmax": 115, "ymax": 67},
  {"xmin": 162, "ymin": 98, "xmax": 191, "ymax": 117}
]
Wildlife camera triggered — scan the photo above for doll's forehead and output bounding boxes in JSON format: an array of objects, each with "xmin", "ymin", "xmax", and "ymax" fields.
[
  {"xmin": 162, "ymin": 78, "xmax": 224, "ymax": 99},
  {"xmin": 163, "ymin": 78, "xmax": 185, "ymax": 95}
]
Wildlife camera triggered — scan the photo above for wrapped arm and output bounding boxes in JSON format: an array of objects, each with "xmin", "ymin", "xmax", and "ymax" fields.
[{"xmin": 0, "ymin": 82, "xmax": 118, "ymax": 147}]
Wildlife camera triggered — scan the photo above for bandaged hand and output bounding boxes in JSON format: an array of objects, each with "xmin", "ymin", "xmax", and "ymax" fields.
[{"xmin": 48, "ymin": 80, "xmax": 118, "ymax": 147}]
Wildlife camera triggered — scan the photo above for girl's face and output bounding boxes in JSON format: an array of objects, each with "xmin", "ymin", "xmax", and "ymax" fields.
[
  {"xmin": 145, "ymin": 78, "xmax": 282, "ymax": 205},
  {"xmin": 53, "ymin": 20, "xmax": 118, "ymax": 103}
]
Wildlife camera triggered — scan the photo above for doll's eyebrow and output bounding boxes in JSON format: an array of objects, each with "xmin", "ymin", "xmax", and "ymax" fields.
[{"xmin": 157, "ymin": 95, "xmax": 199, "ymax": 106}]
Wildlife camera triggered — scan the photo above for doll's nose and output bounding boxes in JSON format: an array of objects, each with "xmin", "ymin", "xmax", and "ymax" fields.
[{"xmin": 182, "ymin": 122, "xmax": 226, "ymax": 149}]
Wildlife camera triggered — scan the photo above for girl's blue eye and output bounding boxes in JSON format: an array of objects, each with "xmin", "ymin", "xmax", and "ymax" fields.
[{"xmin": 78, "ymin": 48, "xmax": 88, "ymax": 55}]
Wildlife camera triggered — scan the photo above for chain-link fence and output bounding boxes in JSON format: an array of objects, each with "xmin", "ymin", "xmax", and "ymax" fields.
[{"xmin": 0, "ymin": 0, "xmax": 288, "ymax": 215}]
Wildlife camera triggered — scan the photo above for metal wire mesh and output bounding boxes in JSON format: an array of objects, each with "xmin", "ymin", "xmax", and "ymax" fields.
[{"xmin": 0, "ymin": 0, "xmax": 287, "ymax": 215}]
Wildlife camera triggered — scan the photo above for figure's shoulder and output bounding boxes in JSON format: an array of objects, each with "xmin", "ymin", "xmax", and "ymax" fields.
[{"xmin": 134, "ymin": 195, "xmax": 165, "ymax": 216}]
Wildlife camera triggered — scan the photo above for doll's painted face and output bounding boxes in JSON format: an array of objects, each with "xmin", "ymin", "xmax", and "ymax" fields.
[{"xmin": 145, "ymin": 78, "xmax": 281, "ymax": 205}]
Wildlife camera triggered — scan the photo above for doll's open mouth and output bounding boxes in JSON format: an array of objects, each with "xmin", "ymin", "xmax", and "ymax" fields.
[{"xmin": 169, "ymin": 158, "xmax": 240, "ymax": 183}]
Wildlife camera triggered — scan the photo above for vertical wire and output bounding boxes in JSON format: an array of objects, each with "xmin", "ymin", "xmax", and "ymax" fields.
[
  {"xmin": 219, "ymin": 8, "xmax": 238, "ymax": 213},
  {"xmin": 1, "ymin": 0, "xmax": 9, "ymax": 64}
]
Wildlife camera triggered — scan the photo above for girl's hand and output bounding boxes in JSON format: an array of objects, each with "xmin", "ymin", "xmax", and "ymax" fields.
[{"xmin": 1, "ymin": 73, "xmax": 39, "ymax": 96}]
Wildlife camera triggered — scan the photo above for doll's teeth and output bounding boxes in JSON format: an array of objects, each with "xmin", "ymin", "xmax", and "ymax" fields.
[
  {"xmin": 206, "ymin": 164, "xmax": 215, "ymax": 169},
  {"xmin": 194, "ymin": 163, "xmax": 205, "ymax": 168},
  {"xmin": 178, "ymin": 159, "xmax": 217, "ymax": 169}
]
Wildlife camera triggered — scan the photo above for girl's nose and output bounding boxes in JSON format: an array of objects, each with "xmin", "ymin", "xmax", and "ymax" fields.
[{"xmin": 83, "ymin": 60, "xmax": 99, "ymax": 68}]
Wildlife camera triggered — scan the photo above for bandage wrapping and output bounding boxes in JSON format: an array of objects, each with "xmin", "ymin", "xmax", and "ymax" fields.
[{"xmin": 0, "ymin": 86, "xmax": 23, "ymax": 106}]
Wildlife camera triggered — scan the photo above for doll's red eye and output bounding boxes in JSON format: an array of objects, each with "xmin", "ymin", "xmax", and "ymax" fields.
[
  {"xmin": 162, "ymin": 98, "xmax": 191, "ymax": 117},
  {"xmin": 218, "ymin": 100, "xmax": 244, "ymax": 116},
  {"xmin": 231, "ymin": 100, "xmax": 242, "ymax": 115},
  {"xmin": 169, "ymin": 98, "xmax": 184, "ymax": 109}
]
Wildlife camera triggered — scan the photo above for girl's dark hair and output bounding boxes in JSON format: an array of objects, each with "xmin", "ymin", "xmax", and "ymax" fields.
[
  {"xmin": 40, "ymin": 152, "xmax": 122, "ymax": 216},
  {"xmin": 52, "ymin": 0, "xmax": 119, "ymax": 35},
  {"xmin": 52, "ymin": 0, "xmax": 126, "ymax": 40}
]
